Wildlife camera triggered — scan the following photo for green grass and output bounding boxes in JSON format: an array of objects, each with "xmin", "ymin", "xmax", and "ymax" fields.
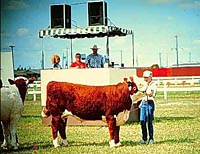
[{"xmin": 1, "ymin": 91, "xmax": 200, "ymax": 154}]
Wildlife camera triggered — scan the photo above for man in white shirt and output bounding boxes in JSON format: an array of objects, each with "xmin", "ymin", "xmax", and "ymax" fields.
[{"xmin": 140, "ymin": 70, "xmax": 157, "ymax": 144}]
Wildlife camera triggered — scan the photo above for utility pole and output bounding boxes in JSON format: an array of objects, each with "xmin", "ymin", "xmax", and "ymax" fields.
[
  {"xmin": 159, "ymin": 52, "xmax": 162, "ymax": 67},
  {"xmin": 9, "ymin": 45, "xmax": 15, "ymax": 69},
  {"xmin": 70, "ymin": 39, "xmax": 73, "ymax": 63},
  {"xmin": 189, "ymin": 52, "xmax": 191, "ymax": 63},
  {"xmin": 175, "ymin": 35, "xmax": 179, "ymax": 67},
  {"xmin": 9, "ymin": 45, "xmax": 15, "ymax": 52},
  {"xmin": 41, "ymin": 38, "xmax": 44, "ymax": 69},
  {"xmin": 120, "ymin": 50, "xmax": 122, "ymax": 66},
  {"xmin": 106, "ymin": 33, "xmax": 110, "ymax": 67},
  {"xmin": 131, "ymin": 31, "xmax": 134, "ymax": 67},
  {"xmin": 66, "ymin": 47, "xmax": 69, "ymax": 68},
  {"xmin": 41, "ymin": 50, "xmax": 44, "ymax": 69},
  {"xmin": 62, "ymin": 52, "xmax": 65, "ymax": 68},
  {"xmin": 166, "ymin": 52, "xmax": 168, "ymax": 67},
  {"xmin": 136, "ymin": 55, "xmax": 138, "ymax": 67}
]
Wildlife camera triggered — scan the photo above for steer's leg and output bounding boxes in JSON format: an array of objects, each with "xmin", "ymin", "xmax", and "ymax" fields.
[
  {"xmin": 114, "ymin": 126, "xmax": 122, "ymax": 147},
  {"xmin": 1, "ymin": 122, "xmax": 9, "ymax": 149},
  {"xmin": 9, "ymin": 123, "xmax": 18, "ymax": 150},
  {"xmin": 59, "ymin": 118, "xmax": 68, "ymax": 146},
  {"xmin": 10, "ymin": 117, "xmax": 20, "ymax": 150},
  {"xmin": 51, "ymin": 115, "xmax": 60, "ymax": 148},
  {"xmin": 106, "ymin": 115, "xmax": 116, "ymax": 148},
  {"xmin": 0, "ymin": 123, "xmax": 4, "ymax": 144}
]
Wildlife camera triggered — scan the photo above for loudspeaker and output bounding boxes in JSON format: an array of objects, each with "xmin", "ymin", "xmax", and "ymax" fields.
[
  {"xmin": 88, "ymin": 1, "xmax": 107, "ymax": 26},
  {"xmin": 51, "ymin": 4, "xmax": 71, "ymax": 28}
]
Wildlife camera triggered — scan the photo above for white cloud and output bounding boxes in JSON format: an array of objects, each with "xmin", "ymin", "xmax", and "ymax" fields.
[
  {"xmin": 148, "ymin": 0, "xmax": 200, "ymax": 8},
  {"xmin": 16, "ymin": 28, "xmax": 29, "ymax": 36},
  {"xmin": 147, "ymin": 0, "xmax": 200, "ymax": 9},
  {"xmin": 167, "ymin": 16, "xmax": 176, "ymax": 20},
  {"xmin": 2, "ymin": 0, "xmax": 30, "ymax": 10},
  {"xmin": 179, "ymin": 1, "xmax": 200, "ymax": 8},
  {"xmin": 147, "ymin": 0, "xmax": 183, "ymax": 4},
  {"xmin": 193, "ymin": 39, "xmax": 200, "ymax": 45}
]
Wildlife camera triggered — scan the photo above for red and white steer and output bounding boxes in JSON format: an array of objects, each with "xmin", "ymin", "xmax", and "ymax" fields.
[{"xmin": 42, "ymin": 77, "xmax": 138, "ymax": 148}]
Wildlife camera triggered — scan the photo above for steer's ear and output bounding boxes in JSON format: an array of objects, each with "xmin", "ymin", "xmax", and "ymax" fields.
[
  {"xmin": 123, "ymin": 77, "xmax": 128, "ymax": 82},
  {"xmin": 8, "ymin": 79, "xmax": 15, "ymax": 85},
  {"xmin": 123, "ymin": 77, "xmax": 128, "ymax": 83},
  {"xmin": 27, "ymin": 77, "xmax": 36, "ymax": 84},
  {"xmin": 129, "ymin": 76, "xmax": 134, "ymax": 82}
]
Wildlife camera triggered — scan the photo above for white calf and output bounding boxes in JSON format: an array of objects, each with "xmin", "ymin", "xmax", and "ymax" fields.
[
  {"xmin": 0, "ymin": 77, "xmax": 35, "ymax": 150},
  {"xmin": 1, "ymin": 85, "xmax": 23, "ymax": 149}
]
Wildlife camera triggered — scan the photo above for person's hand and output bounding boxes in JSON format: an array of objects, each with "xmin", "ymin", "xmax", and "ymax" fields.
[
  {"xmin": 148, "ymin": 93, "xmax": 153, "ymax": 97},
  {"xmin": 138, "ymin": 102, "xmax": 142, "ymax": 108},
  {"xmin": 146, "ymin": 90, "xmax": 154, "ymax": 97}
]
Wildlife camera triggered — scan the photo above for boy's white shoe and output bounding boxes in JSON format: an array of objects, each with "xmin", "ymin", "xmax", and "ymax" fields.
[
  {"xmin": 149, "ymin": 139, "xmax": 154, "ymax": 144},
  {"xmin": 140, "ymin": 139, "xmax": 148, "ymax": 144},
  {"xmin": 61, "ymin": 139, "xmax": 68, "ymax": 146},
  {"xmin": 115, "ymin": 142, "xmax": 122, "ymax": 147}
]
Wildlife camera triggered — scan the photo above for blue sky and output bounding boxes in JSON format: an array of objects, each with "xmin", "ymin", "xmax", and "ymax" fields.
[{"xmin": 1, "ymin": 0, "xmax": 200, "ymax": 69}]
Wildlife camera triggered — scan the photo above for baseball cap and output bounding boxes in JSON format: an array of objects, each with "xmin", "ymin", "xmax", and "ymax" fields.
[{"xmin": 143, "ymin": 70, "xmax": 153, "ymax": 77}]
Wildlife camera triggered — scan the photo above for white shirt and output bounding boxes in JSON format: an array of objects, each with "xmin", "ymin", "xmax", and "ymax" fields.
[{"xmin": 142, "ymin": 81, "xmax": 157, "ymax": 101}]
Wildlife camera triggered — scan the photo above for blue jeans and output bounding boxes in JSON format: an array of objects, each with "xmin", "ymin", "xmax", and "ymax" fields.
[{"xmin": 140, "ymin": 101, "xmax": 155, "ymax": 141}]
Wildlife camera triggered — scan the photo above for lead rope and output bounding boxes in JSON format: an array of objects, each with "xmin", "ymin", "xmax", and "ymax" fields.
[{"xmin": 130, "ymin": 81, "xmax": 154, "ymax": 112}]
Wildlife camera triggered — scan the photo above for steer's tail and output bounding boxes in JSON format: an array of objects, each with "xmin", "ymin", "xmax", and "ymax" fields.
[{"xmin": 41, "ymin": 107, "xmax": 51, "ymax": 118}]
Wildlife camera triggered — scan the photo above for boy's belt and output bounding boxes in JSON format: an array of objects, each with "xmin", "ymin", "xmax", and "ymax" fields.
[{"xmin": 147, "ymin": 100, "xmax": 154, "ymax": 103}]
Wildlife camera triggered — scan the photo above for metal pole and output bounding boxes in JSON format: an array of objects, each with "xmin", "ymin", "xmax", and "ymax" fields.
[
  {"xmin": 62, "ymin": 52, "xmax": 65, "ymax": 68},
  {"xmin": 120, "ymin": 50, "xmax": 122, "ymax": 65},
  {"xmin": 42, "ymin": 50, "xmax": 44, "ymax": 69},
  {"xmin": 66, "ymin": 47, "xmax": 69, "ymax": 68},
  {"xmin": 70, "ymin": 39, "xmax": 73, "ymax": 63},
  {"xmin": 189, "ymin": 52, "xmax": 191, "ymax": 63},
  {"xmin": 166, "ymin": 52, "xmax": 168, "ymax": 67},
  {"xmin": 136, "ymin": 55, "xmax": 138, "ymax": 67},
  {"xmin": 175, "ymin": 35, "xmax": 179, "ymax": 67},
  {"xmin": 131, "ymin": 31, "xmax": 134, "ymax": 67},
  {"xmin": 9, "ymin": 45, "xmax": 15, "ymax": 70},
  {"xmin": 159, "ymin": 52, "xmax": 161, "ymax": 67},
  {"xmin": 41, "ymin": 38, "xmax": 44, "ymax": 69},
  {"xmin": 106, "ymin": 34, "xmax": 110, "ymax": 67}
]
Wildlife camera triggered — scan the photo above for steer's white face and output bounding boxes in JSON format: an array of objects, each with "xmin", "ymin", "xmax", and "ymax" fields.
[{"xmin": 124, "ymin": 76, "xmax": 138, "ymax": 95}]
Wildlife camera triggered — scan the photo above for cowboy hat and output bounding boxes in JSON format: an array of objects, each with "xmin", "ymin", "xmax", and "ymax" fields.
[{"xmin": 90, "ymin": 44, "xmax": 99, "ymax": 50}]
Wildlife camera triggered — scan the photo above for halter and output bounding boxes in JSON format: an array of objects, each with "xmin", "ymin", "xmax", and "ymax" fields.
[{"xmin": 127, "ymin": 81, "xmax": 138, "ymax": 95}]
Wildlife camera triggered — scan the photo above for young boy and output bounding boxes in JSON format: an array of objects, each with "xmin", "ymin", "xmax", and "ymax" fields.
[{"xmin": 140, "ymin": 70, "xmax": 157, "ymax": 144}]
